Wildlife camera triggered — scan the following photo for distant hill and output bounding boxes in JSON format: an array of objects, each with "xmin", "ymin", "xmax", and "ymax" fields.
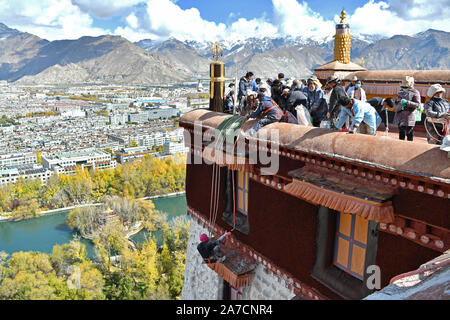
[
  {"xmin": 0, "ymin": 23, "xmax": 49, "ymax": 80},
  {"xmin": 136, "ymin": 30, "xmax": 449, "ymax": 79},
  {"xmin": 0, "ymin": 22, "xmax": 448, "ymax": 85},
  {"xmin": 351, "ymin": 29, "xmax": 450, "ymax": 70},
  {"xmin": 0, "ymin": 24, "xmax": 191, "ymax": 85}
]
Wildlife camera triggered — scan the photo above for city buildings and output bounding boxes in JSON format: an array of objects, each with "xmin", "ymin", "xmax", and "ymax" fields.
[
  {"xmin": 42, "ymin": 148, "xmax": 116, "ymax": 174},
  {"xmin": 0, "ymin": 152, "xmax": 37, "ymax": 167},
  {"xmin": 0, "ymin": 164, "xmax": 53, "ymax": 186},
  {"xmin": 114, "ymin": 146, "xmax": 156, "ymax": 164}
]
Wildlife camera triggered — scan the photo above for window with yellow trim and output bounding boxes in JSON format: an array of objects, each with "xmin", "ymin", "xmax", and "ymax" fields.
[
  {"xmin": 235, "ymin": 170, "xmax": 249, "ymax": 216},
  {"xmin": 333, "ymin": 212, "xmax": 369, "ymax": 281}
]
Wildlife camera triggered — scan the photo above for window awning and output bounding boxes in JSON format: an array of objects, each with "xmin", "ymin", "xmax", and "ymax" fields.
[
  {"xmin": 207, "ymin": 244, "xmax": 256, "ymax": 289},
  {"xmin": 284, "ymin": 165, "xmax": 397, "ymax": 223}
]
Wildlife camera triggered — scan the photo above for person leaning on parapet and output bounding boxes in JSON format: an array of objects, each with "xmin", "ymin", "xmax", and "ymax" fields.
[
  {"xmin": 281, "ymin": 86, "xmax": 308, "ymax": 116},
  {"xmin": 393, "ymin": 76, "xmax": 422, "ymax": 142},
  {"xmin": 347, "ymin": 80, "xmax": 367, "ymax": 102},
  {"xmin": 367, "ymin": 97, "xmax": 395, "ymax": 130},
  {"xmin": 326, "ymin": 75, "xmax": 349, "ymax": 127},
  {"xmin": 424, "ymin": 84, "xmax": 450, "ymax": 145},
  {"xmin": 246, "ymin": 92, "xmax": 284, "ymax": 137},
  {"xmin": 237, "ymin": 72, "xmax": 254, "ymax": 114},
  {"xmin": 306, "ymin": 77, "xmax": 328, "ymax": 127},
  {"xmin": 197, "ymin": 232, "xmax": 231, "ymax": 264},
  {"xmin": 336, "ymin": 96, "xmax": 382, "ymax": 136},
  {"xmin": 224, "ymin": 83, "xmax": 235, "ymax": 113}
]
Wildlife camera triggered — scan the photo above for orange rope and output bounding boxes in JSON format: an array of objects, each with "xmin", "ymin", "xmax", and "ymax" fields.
[
  {"xmin": 231, "ymin": 116, "xmax": 247, "ymax": 232},
  {"xmin": 232, "ymin": 171, "xmax": 236, "ymax": 231}
]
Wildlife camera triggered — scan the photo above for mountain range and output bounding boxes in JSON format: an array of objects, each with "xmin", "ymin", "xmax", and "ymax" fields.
[{"xmin": 0, "ymin": 22, "xmax": 449, "ymax": 85}]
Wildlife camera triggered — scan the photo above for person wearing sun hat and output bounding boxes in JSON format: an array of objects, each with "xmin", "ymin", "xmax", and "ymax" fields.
[
  {"xmin": 424, "ymin": 84, "xmax": 449, "ymax": 145},
  {"xmin": 393, "ymin": 76, "xmax": 422, "ymax": 142}
]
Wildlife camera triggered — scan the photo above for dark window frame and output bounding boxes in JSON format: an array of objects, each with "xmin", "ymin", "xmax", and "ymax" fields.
[
  {"xmin": 311, "ymin": 206, "xmax": 379, "ymax": 300},
  {"xmin": 221, "ymin": 168, "xmax": 250, "ymax": 235}
]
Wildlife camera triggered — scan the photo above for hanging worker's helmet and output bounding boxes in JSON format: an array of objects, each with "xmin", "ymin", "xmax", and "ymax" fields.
[{"xmin": 200, "ymin": 234, "xmax": 209, "ymax": 242}]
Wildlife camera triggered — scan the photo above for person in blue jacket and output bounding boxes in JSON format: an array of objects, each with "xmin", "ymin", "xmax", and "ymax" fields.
[
  {"xmin": 246, "ymin": 93, "xmax": 284, "ymax": 136},
  {"xmin": 336, "ymin": 96, "xmax": 382, "ymax": 135}
]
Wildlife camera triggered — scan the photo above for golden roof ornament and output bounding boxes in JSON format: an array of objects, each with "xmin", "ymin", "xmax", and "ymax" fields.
[
  {"xmin": 211, "ymin": 41, "xmax": 223, "ymax": 62},
  {"xmin": 340, "ymin": 10, "xmax": 347, "ymax": 24}
]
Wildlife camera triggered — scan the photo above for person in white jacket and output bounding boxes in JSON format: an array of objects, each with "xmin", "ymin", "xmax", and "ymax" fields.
[{"xmin": 347, "ymin": 80, "xmax": 367, "ymax": 102}]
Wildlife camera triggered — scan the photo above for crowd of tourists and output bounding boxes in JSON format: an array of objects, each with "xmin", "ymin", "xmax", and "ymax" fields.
[{"xmin": 224, "ymin": 72, "xmax": 449, "ymax": 145}]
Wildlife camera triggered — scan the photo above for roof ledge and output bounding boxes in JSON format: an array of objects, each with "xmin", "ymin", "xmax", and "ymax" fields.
[{"xmin": 180, "ymin": 110, "xmax": 450, "ymax": 184}]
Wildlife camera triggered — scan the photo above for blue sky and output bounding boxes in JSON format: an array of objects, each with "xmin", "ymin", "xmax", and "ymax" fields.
[
  {"xmin": 175, "ymin": 0, "xmax": 369, "ymax": 23},
  {"xmin": 0, "ymin": 0, "xmax": 448, "ymax": 42}
]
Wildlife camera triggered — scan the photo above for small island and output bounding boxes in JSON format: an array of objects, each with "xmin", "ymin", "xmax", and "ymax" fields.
[{"xmin": 66, "ymin": 196, "xmax": 161, "ymax": 246}]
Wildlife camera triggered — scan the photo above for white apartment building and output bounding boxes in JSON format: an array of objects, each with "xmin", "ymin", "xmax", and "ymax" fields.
[
  {"xmin": 163, "ymin": 141, "xmax": 189, "ymax": 155},
  {"xmin": 147, "ymin": 106, "xmax": 179, "ymax": 120},
  {"xmin": 128, "ymin": 112, "xmax": 149, "ymax": 124},
  {"xmin": 0, "ymin": 152, "xmax": 37, "ymax": 167},
  {"xmin": 0, "ymin": 164, "xmax": 53, "ymax": 186},
  {"xmin": 42, "ymin": 148, "xmax": 117, "ymax": 175},
  {"xmin": 114, "ymin": 146, "xmax": 156, "ymax": 164},
  {"xmin": 0, "ymin": 125, "xmax": 14, "ymax": 135}
]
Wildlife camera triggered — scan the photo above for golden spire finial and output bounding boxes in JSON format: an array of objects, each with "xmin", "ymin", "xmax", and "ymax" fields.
[
  {"xmin": 211, "ymin": 41, "xmax": 223, "ymax": 62},
  {"xmin": 340, "ymin": 10, "xmax": 347, "ymax": 24}
]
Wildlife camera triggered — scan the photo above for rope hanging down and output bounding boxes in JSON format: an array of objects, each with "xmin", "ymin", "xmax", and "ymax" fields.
[
  {"xmin": 231, "ymin": 115, "xmax": 248, "ymax": 232},
  {"xmin": 207, "ymin": 116, "xmax": 241, "ymax": 236},
  {"xmin": 207, "ymin": 115, "xmax": 247, "ymax": 235}
]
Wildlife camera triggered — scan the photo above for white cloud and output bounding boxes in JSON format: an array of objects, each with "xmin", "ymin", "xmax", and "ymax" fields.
[
  {"xmin": 272, "ymin": 0, "xmax": 335, "ymax": 40},
  {"xmin": 0, "ymin": 0, "xmax": 448, "ymax": 43},
  {"xmin": 0, "ymin": 0, "xmax": 108, "ymax": 40},
  {"xmin": 120, "ymin": 0, "xmax": 334, "ymax": 42},
  {"xmin": 71, "ymin": 0, "xmax": 145, "ymax": 18},
  {"xmin": 347, "ymin": 0, "xmax": 450, "ymax": 37},
  {"xmin": 126, "ymin": 13, "xmax": 139, "ymax": 29},
  {"xmin": 388, "ymin": 0, "xmax": 450, "ymax": 20},
  {"xmin": 142, "ymin": 0, "xmax": 227, "ymax": 41},
  {"xmin": 227, "ymin": 18, "xmax": 278, "ymax": 41},
  {"xmin": 114, "ymin": 26, "xmax": 158, "ymax": 42}
]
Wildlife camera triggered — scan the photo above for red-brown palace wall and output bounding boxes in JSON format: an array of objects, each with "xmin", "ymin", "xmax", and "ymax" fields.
[{"xmin": 186, "ymin": 154, "xmax": 446, "ymax": 299}]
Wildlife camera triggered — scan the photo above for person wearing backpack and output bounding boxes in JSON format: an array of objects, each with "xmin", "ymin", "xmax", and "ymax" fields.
[{"xmin": 246, "ymin": 93, "xmax": 284, "ymax": 136}]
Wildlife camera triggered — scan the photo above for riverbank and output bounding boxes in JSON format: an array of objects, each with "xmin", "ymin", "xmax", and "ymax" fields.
[
  {"xmin": 0, "ymin": 191, "xmax": 186, "ymax": 222},
  {"xmin": 142, "ymin": 191, "xmax": 186, "ymax": 200},
  {"xmin": 0, "ymin": 194, "xmax": 188, "ymax": 257}
]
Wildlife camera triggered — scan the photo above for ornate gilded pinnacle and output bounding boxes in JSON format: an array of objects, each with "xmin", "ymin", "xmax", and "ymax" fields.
[
  {"xmin": 340, "ymin": 10, "xmax": 347, "ymax": 24},
  {"xmin": 211, "ymin": 41, "xmax": 223, "ymax": 62}
]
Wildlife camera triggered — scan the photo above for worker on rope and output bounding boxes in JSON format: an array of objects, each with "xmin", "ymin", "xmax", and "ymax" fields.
[
  {"xmin": 424, "ymin": 84, "xmax": 449, "ymax": 145},
  {"xmin": 197, "ymin": 232, "xmax": 231, "ymax": 264}
]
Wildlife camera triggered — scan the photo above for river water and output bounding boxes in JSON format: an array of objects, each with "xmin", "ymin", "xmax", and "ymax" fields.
[{"xmin": 0, "ymin": 195, "xmax": 187, "ymax": 258}]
